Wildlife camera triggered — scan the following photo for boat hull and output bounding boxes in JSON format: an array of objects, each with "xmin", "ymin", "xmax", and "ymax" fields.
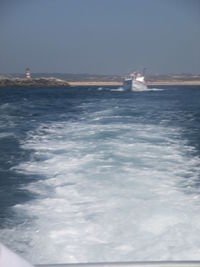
[
  {"xmin": 123, "ymin": 79, "xmax": 148, "ymax": 91},
  {"xmin": 132, "ymin": 80, "xmax": 148, "ymax": 91}
]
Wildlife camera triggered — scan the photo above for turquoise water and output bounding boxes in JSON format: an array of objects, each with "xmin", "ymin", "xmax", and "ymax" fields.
[{"xmin": 0, "ymin": 86, "xmax": 200, "ymax": 264}]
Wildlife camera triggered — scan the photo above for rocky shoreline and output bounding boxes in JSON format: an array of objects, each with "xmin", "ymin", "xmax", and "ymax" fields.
[{"xmin": 0, "ymin": 78, "xmax": 70, "ymax": 87}]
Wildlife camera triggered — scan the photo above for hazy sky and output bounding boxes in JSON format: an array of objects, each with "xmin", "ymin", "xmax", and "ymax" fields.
[{"xmin": 0, "ymin": 0, "xmax": 200, "ymax": 74}]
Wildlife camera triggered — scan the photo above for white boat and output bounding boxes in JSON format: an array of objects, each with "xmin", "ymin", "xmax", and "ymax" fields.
[{"xmin": 123, "ymin": 72, "xmax": 148, "ymax": 91}]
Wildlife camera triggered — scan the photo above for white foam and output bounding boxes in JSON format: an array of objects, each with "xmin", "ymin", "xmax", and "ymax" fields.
[
  {"xmin": 110, "ymin": 87, "xmax": 124, "ymax": 92},
  {"xmin": 1, "ymin": 116, "xmax": 200, "ymax": 264},
  {"xmin": 148, "ymin": 88, "xmax": 164, "ymax": 91}
]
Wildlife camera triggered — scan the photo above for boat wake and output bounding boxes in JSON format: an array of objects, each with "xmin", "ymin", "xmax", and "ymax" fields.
[
  {"xmin": 1, "ymin": 89, "xmax": 200, "ymax": 264},
  {"xmin": 1, "ymin": 118, "xmax": 200, "ymax": 263}
]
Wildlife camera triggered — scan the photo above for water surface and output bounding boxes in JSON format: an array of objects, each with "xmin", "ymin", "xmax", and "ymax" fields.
[{"xmin": 0, "ymin": 86, "xmax": 200, "ymax": 264}]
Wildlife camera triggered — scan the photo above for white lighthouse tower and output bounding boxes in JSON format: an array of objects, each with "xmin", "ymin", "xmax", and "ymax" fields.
[{"xmin": 26, "ymin": 68, "xmax": 31, "ymax": 80}]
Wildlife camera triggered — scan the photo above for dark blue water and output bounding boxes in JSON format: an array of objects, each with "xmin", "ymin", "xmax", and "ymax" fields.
[{"xmin": 0, "ymin": 86, "xmax": 200, "ymax": 263}]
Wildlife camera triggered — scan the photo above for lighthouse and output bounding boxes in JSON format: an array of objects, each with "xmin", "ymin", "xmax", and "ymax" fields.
[{"xmin": 26, "ymin": 68, "xmax": 31, "ymax": 80}]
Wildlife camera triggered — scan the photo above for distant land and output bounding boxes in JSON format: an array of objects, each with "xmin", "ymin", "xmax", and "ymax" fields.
[
  {"xmin": 0, "ymin": 73, "xmax": 200, "ymax": 87},
  {"xmin": 0, "ymin": 77, "xmax": 70, "ymax": 87}
]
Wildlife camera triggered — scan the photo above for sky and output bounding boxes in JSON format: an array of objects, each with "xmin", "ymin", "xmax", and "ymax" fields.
[{"xmin": 0, "ymin": 0, "xmax": 200, "ymax": 75}]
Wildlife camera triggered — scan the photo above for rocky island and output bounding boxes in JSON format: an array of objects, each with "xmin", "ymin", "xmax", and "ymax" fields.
[{"xmin": 0, "ymin": 77, "xmax": 70, "ymax": 87}]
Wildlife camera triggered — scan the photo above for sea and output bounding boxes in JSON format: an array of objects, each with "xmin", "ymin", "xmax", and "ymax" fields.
[{"xmin": 0, "ymin": 85, "xmax": 200, "ymax": 265}]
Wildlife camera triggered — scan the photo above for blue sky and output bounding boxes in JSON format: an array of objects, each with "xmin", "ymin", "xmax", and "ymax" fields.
[{"xmin": 0, "ymin": 0, "xmax": 200, "ymax": 74}]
